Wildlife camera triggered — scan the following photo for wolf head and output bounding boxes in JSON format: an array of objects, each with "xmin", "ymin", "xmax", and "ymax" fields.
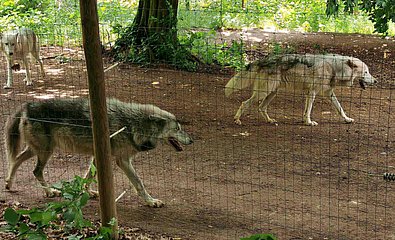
[
  {"xmin": 127, "ymin": 103, "xmax": 193, "ymax": 152},
  {"xmin": 0, "ymin": 30, "xmax": 19, "ymax": 58},
  {"xmin": 160, "ymin": 118, "xmax": 193, "ymax": 151},
  {"xmin": 346, "ymin": 58, "xmax": 377, "ymax": 89}
]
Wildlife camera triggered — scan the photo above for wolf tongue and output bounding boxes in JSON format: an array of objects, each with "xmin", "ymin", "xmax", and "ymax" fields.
[{"xmin": 169, "ymin": 138, "xmax": 183, "ymax": 151}]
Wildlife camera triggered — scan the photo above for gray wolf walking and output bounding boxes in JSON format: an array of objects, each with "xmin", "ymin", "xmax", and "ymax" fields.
[
  {"xmin": 0, "ymin": 28, "xmax": 45, "ymax": 89},
  {"xmin": 225, "ymin": 54, "xmax": 376, "ymax": 126},
  {"xmin": 5, "ymin": 98, "xmax": 193, "ymax": 207}
]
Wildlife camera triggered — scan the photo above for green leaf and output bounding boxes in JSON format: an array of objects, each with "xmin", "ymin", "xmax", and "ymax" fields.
[
  {"xmin": 90, "ymin": 161, "xmax": 97, "ymax": 176},
  {"xmin": 26, "ymin": 231, "xmax": 47, "ymax": 240},
  {"xmin": 41, "ymin": 211, "xmax": 56, "ymax": 225},
  {"xmin": 240, "ymin": 234, "xmax": 277, "ymax": 240},
  {"xmin": 63, "ymin": 208, "xmax": 76, "ymax": 223},
  {"xmin": 30, "ymin": 211, "xmax": 43, "ymax": 223},
  {"xmin": 19, "ymin": 222, "xmax": 30, "ymax": 234},
  {"xmin": 108, "ymin": 218, "xmax": 117, "ymax": 226},
  {"xmin": 51, "ymin": 182, "xmax": 63, "ymax": 190},
  {"xmin": 63, "ymin": 192, "xmax": 74, "ymax": 200},
  {"xmin": 99, "ymin": 226, "xmax": 112, "ymax": 236},
  {"xmin": 78, "ymin": 192, "xmax": 90, "ymax": 207},
  {"xmin": 17, "ymin": 209, "xmax": 37, "ymax": 215},
  {"xmin": 4, "ymin": 208, "xmax": 20, "ymax": 226},
  {"xmin": 46, "ymin": 202, "xmax": 67, "ymax": 212}
]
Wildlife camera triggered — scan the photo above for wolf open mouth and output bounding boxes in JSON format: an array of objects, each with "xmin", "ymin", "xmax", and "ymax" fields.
[
  {"xmin": 168, "ymin": 137, "xmax": 183, "ymax": 151},
  {"xmin": 359, "ymin": 79, "xmax": 366, "ymax": 90}
]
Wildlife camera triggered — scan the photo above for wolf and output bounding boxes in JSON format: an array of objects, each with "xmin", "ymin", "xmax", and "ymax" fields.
[
  {"xmin": 4, "ymin": 98, "xmax": 193, "ymax": 207},
  {"xmin": 0, "ymin": 28, "xmax": 45, "ymax": 89},
  {"xmin": 225, "ymin": 54, "xmax": 377, "ymax": 126}
]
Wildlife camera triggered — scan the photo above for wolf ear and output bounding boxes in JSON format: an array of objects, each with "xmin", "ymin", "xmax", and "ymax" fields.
[
  {"xmin": 148, "ymin": 115, "xmax": 167, "ymax": 129},
  {"xmin": 346, "ymin": 59, "xmax": 358, "ymax": 69}
]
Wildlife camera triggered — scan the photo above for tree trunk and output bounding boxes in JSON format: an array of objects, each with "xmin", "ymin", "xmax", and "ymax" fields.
[
  {"xmin": 112, "ymin": 0, "xmax": 196, "ymax": 66},
  {"xmin": 132, "ymin": 0, "xmax": 179, "ymax": 47}
]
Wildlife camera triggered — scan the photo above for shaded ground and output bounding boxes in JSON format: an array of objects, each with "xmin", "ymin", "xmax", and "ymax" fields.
[{"xmin": 0, "ymin": 30, "xmax": 395, "ymax": 239}]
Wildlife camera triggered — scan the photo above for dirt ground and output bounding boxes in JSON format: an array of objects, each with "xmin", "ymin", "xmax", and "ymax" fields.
[{"xmin": 0, "ymin": 30, "xmax": 395, "ymax": 240}]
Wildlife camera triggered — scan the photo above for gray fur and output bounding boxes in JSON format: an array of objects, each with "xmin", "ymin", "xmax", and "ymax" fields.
[{"xmin": 4, "ymin": 98, "xmax": 193, "ymax": 207}]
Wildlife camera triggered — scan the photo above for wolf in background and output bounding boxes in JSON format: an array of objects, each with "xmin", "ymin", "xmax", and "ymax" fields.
[
  {"xmin": 225, "ymin": 54, "xmax": 376, "ymax": 126},
  {"xmin": 0, "ymin": 28, "xmax": 45, "ymax": 89}
]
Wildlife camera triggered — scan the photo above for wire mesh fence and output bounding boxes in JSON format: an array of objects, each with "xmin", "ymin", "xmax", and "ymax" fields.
[{"xmin": 0, "ymin": 2, "xmax": 394, "ymax": 240}]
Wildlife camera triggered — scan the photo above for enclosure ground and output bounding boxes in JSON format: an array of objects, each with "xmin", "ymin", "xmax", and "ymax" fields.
[{"xmin": 0, "ymin": 30, "xmax": 394, "ymax": 239}]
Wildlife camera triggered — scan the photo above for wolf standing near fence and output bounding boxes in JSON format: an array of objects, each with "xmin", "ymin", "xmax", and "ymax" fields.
[{"xmin": 0, "ymin": 28, "xmax": 45, "ymax": 89}]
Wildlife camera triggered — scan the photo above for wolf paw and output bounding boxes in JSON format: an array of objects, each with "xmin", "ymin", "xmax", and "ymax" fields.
[
  {"xmin": 88, "ymin": 190, "xmax": 99, "ymax": 198},
  {"xmin": 25, "ymin": 80, "xmax": 33, "ymax": 86},
  {"xmin": 146, "ymin": 198, "xmax": 164, "ymax": 208},
  {"xmin": 344, "ymin": 117, "xmax": 354, "ymax": 123},
  {"xmin": 45, "ymin": 189, "xmax": 61, "ymax": 198},
  {"xmin": 267, "ymin": 118, "xmax": 277, "ymax": 124},
  {"xmin": 234, "ymin": 119, "xmax": 242, "ymax": 125},
  {"xmin": 305, "ymin": 121, "xmax": 318, "ymax": 126}
]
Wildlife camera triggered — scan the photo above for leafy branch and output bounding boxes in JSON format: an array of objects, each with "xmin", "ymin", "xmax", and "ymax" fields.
[{"xmin": 1, "ymin": 176, "xmax": 115, "ymax": 240}]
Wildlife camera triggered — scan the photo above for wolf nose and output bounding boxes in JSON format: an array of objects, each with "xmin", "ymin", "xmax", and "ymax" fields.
[{"xmin": 9, "ymin": 53, "xmax": 13, "ymax": 56}]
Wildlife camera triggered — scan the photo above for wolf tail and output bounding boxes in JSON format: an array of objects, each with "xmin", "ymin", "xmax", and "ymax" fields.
[
  {"xmin": 224, "ymin": 67, "xmax": 257, "ymax": 97},
  {"xmin": 5, "ymin": 107, "xmax": 23, "ymax": 161}
]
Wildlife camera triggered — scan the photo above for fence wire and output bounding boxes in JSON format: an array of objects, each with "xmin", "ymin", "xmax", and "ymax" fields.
[{"xmin": 0, "ymin": 4, "xmax": 394, "ymax": 240}]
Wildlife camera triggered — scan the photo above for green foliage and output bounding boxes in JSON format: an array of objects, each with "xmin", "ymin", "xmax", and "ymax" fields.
[
  {"xmin": 326, "ymin": 0, "xmax": 395, "ymax": 34},
  {"xmin": 179, "ymin": 30, "xmax": 246, "ymax": 70},
  {"xmin": 178, "ymin": 0, "xmax": 394, "ymax": 34},
  {"xmin": 240, "ymin": 233, "xmax": 277, "ymax": 240},
  {"xmin": 0, "ymin": 176, "xmax": 115, "ymax": 239},
  {"xmin": 0, "ymin": 0, "xmax": 135, "ymax": 46}
]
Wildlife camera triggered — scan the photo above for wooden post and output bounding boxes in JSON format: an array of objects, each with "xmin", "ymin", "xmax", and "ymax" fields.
[{"xmin": 79, "ymin": 0, "xmax": 118, "ymax": 238}]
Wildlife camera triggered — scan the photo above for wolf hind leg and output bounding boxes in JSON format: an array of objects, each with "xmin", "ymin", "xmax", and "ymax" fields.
[
  {"xmin": 6, "ymin": 146, "xmax": 35, "ymax": 190},
  {"xmin": 33, "ymin": 150, "xmax": 58, "ymax": 197},
  {"xmin": 234, "ymin": 92, "xmax": 259, "ymax": 125},
  {"xmin": 258, "ymin": 91, "xmax": 278, "ymax": 123},
  {"xmin": 116, "ymin": 156, "xmax": 164, "ymax": 207},
  {"xmin": 31, "ymin": 49, "xmax": 45, "ymax": 78},
  {"xmin": 303, "ymin": 91, "xmax": 318, "ymax": 126},
  {"xmin": 22, "ymin": 57, "xmax": 32, "ymax": 86}
]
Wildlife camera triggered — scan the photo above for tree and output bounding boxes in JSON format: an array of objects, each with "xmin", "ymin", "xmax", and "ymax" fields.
[
  {"xmin": 112, "ymin": 0, "xmax": 194, "ymax": 67},
  {"xmin": 326, "ymin": 0, "xmax": 395, "ymax": 34}
]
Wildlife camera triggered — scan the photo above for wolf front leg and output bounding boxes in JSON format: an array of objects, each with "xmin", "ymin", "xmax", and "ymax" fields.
[
  {"xmin": 326, "ymin": 89, "xmax": 354, "ymax": 124},
  {"xmin": 116, "ymin": 155, "xmax": 164, "ymax": 207},
  {"xmin": 4, "ymin": 56, "xmax": 14, "ymax": 89}
]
